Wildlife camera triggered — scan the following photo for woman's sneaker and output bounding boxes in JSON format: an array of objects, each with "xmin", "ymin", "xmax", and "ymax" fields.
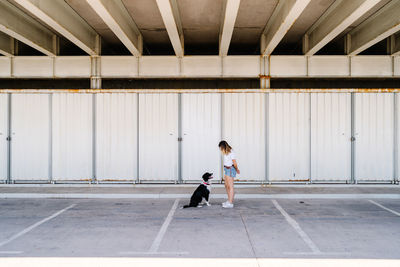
[
  {"xmin": 222, "ymin": 202, "xmax": 234, "ymax": 208},
  {"xmin": 221, "ymin": 201, "xmax": 229, "ymax": 207}
]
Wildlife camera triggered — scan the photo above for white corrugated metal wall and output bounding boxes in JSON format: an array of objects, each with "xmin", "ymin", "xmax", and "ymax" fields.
[
  {"xmin": 354, "ymin": 93, "xmax": 394, "ymax": 181},
  {"xmin": 396, "ymin": 93, "xmax": 400, "ymax": 183},
  {"xmin": 269, "ymin": 93, "xmax": 310, "ymax": 181},
  {"xmin": 96, "ymin": 93, "xmax": 138, "ymax": 181},
  {"xmin": 182, "ymin": 94, "xmax": 221, "ymax": 181},
  {"xmin": 0, "ymin": 94, "xmax": 7, "ymax": 180},
  {"xmin": 52, "ymin": 94, "xmax": 93, "ymax": 180},
  {"xmin": 11, "ymin": 94, "xmax": 50, "ymax": 180},
  {"xmin": 139, "ymin": 94, "xmax": 179, "ymax": 181},
  {"xmin": 311, "ymin": 93, "xmax": 351, "ymax": 181},
  {"xmin": 223, "ymin": 93, "xmax": 266, "ymax": 181},
  {"xmin": 0, "ymin": 91, "xmax": 398, "ymax": 183}
]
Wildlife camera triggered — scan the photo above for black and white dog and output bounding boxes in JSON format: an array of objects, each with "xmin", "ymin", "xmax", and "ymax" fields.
[{"xmin": 183, "ymin": 172, "xmax": 213, "ymax": 208}]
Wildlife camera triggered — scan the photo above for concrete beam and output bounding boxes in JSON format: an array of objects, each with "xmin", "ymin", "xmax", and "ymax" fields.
[
  {"xmin": 261, "ymin": 0, "xmax": 310, "ymax": 56},
  {"xmin": 86, "ymin": 0, "xmax": 143, "ymax": 57},
  {"xmin": 155, "ymin": 0, "xmax": 184, "ymax": 57},
  {"xmin": 13, "ymin": 0, "xmax": 100, "ymax": 55},
  {"xmin": 0, "ymin": 32, "xmax": 15, "ymax": 57},
  {"xmin": 347, "ymin": 0, "xmax": 400, "ymax": 55},
  {"xmin": 219, "ymin": 0, "xmax": 240, "ymax": 56},
  {"xmin": 0, "ymin": 1, "xmax": 57, "ymax": 56},
  {"xmin": 0, "ymin": 55, "xmax": 398, "ymax": 79},
  {"xmin": 303, "ymin": 0, "xmax": 382, "ymax": 55},
  {"xmin": 390, "ymin": 34, "xmax": 400, "ymax": 56}
]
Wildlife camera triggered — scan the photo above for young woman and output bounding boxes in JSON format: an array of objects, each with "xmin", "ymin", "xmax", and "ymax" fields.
[{"xmin": 218, "ymin": 140, "xmax": 240, "ymax": 208}]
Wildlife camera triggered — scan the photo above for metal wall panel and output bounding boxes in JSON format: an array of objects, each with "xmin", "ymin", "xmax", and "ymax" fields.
[
  {"xmin": 139, "ymin": 94, "xmax": 178, "ymax": 181},
  {"xmin": 354, "ymin": 93, "xmax": 394, "ymax": 181},
  {"xmin": 52, "ymin": 94, "xmax": 93, "ymax": 180},
  {"xmin": 396, "ymin": 93, "xmax": 400, "ymax": 182},
  {"xmin": 182, "ymin": 94, "xmax": 221, "ymax": 181},
  {"xmin": 311, "ymin": 93, "xmax": 351, "ymax": 181},
  {"xmin": 223, "ymin": 93, "xmax": 266, "ymax": 181},
  {"xmin": 269, "ymin": 93, "xmax": 310, "ymax": 181},
  {"xmin": 11, "ymin": 94, "xmax": 50, "ymax": 180},
  {"xmin": 0, "ymin": 94, "xmax": 8, "ymax": 180},
  {"xmin": 96, "ymin": 93, "xmax": 138, "ymax": 180}
]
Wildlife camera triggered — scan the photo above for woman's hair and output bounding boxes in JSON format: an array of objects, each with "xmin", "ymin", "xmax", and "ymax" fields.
[{"xmin": 218, "ymin": 140, "xmax": 232, "ymax": 155}]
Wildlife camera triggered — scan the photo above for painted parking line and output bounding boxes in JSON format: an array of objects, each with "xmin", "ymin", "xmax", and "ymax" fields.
[
  {"xmin": 271, "ymin": 200, "xmax": 321, "ymax": 254},
  {"xmin": 0, "ymin": 251, "xmax": 23, "ymax": 254},
  {"xmin": 118, "ymin": 251, "xmax": 189, "ymax": 255},
  {"xmin": 239, "ymin": 211, "xmax": 258, "ymax": 259},
  {"xmin": 1, "ymin": 193, "xmax": 400, "ymax": 199},
  {"xmin": 284, "ymin": 251, "xmax": 351, "ymax": 256},
  {"xmin": 119, "ymin": 199, "xmax": 181, "ymax": 255},
  {"xmin": 0, "ymin": 204, "xmax": 76, "ymax": 248},
  {"xmin": 369, "ymin": 200, "xmax": 400, "ymax": 216},
  {"xmin": 1, "ymin": 258, "xmax": 400, "ymax": 267},
  {"xmin": 148, "ymin": 199, "xmax": 180, "ymax": 253}
]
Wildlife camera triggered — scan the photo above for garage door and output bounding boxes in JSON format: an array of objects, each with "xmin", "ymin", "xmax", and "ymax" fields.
[
  {"xmin": 354, "ymin": 93, "xmax": 394, "ymax": 181},
  {"xmin": 11, "ymin": 94, "xmax": 50, "ymax": 180},
  {"xmin": 139, "ymin": 94, "xmax": 178, "ymax": 181},
  {"xmin": 181, "ymin": 93, "xmax": 221, "ymax": 181}
]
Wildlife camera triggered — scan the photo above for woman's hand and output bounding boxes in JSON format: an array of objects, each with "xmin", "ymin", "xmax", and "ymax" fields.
[{"xmin": 236, "ymin": 169, "xmax": 240, "ymax": 174}]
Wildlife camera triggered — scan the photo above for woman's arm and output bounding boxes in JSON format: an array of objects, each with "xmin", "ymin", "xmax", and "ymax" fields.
[{"xmin": 232, "ymin": 159, "xmax": 240, "ymax": 174}]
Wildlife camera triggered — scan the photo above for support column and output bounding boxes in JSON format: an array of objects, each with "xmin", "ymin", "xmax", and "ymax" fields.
[
  {"xmin": 90, "ymin": 56, "xmax": 101, "ymax": 89},
  {"xmin": 260, "ymin": 56, "xmax": 270, "ymax": 89},
  {"xmin": 91, "ymin": 36, "xmax": 102, "ymax": 89}
]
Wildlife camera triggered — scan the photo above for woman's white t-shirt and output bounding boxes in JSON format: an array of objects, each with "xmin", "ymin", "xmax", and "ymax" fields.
[{"xmin": 223, "ymin": 151, "xmax": 236, "ymax": 167}]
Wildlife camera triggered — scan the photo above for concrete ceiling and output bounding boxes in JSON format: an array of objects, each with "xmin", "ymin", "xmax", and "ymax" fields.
[
  {"xmin": 2, "ymin": 0, "xmax": 399, "ymax": 56},
  {"xmin": 231, "ymin": 0, "xmax": 279, "ymax": 45},
  {"xmin": 178, "ymin": 0, "xmax": 224, "ymax": 45}
]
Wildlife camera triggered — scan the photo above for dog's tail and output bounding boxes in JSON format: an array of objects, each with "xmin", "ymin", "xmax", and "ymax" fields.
[{"xmin": 182, "ymin": 204, "xmax": 190, "ymax": 208}]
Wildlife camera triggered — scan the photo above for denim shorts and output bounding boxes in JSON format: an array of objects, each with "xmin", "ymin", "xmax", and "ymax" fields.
[{"xmin": 224, "ymin": 166, "xmax": 237, "ymax": 178}]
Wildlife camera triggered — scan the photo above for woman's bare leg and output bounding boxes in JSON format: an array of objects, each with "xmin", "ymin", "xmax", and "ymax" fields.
[
  {"xmin": 224, "ymin": 175, "xmax": 229, "ymax": 201},
  {"xmin": 224, "ymin": 175, "xmax": 234, "ymax": 203}
]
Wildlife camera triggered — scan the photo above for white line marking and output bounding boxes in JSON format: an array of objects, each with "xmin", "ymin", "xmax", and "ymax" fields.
[
  {"xmin": 0, "ymin": 251, "xmax": 23, "ymax": 254},
  {"xmin": 0, "ymin": 204, "xmax": 76, "ymax": 248},
  {"xmin": 119, "ymin": 251, "xmax": 189, "ymax": 255},
  {"xmin": 272, "ymin": 200, "xmax": 321, "ymax": 254},
  {"xmin": 148, "ymin": 199, "xmax": 179, "ymax": 253},
  {"xmin": 284, "ymin": 251, "xmax": 351, "ymax": 256},
  {"xmin": 369, "ymin": 200, "xmax": 400, "ymax": 216},
  {"xmin": 1, "ymin": 193, "xmax": 399, "ymax": 199}
]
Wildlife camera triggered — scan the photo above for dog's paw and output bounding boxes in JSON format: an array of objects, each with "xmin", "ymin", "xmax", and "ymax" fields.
[
  {"xmin": 197, "ymin": 205, "xmax": 203, "ymax": 208},
  {"xmin": 206, "ymin": 203, "xmax": 211, "ymax": 206}
]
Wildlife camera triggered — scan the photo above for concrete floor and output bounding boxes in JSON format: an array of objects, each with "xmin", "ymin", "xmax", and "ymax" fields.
[{"xmin": 0, "ymin": 197, "xmax": 399, "ymax": 263}]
